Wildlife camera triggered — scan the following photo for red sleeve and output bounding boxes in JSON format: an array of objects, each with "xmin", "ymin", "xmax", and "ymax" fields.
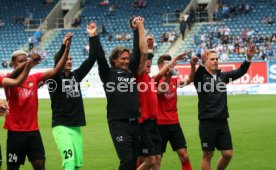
[
  {"xmin": 32, "ymin": 72, "xmax": 44, "ymax": 88},
  {"xmin": 172, "ymin": 77, "xmax": 179, "ymax": 85},
  {"xmin": 0, "ymin": 76, "xmax": 3, "ymax": 87}
]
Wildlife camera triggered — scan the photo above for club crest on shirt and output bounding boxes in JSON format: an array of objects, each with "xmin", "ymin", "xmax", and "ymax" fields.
[
  {"xmin": 28, "ymin": 81, "xmax": 34, "ymax": 87},
  {"xmin": 172, "ymin": 84, "xmax": 176, "ymax": 89}
]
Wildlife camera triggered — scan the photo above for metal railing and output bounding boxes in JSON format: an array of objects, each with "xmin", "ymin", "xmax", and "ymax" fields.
[
  {"xmin": 56, "ymin": 18, "xmax": 64, "ymax": 28},
  {"xmin": 26, "ymin": 18, "xmax": 47, "ymax": 30},
  {"xmin": 163, "ymin": 13, "xmax": 181, "ymax": 24}
]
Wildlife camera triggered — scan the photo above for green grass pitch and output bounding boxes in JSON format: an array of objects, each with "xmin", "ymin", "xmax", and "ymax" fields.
[{"xmin": 0, "ymin": 95, "xmax": 275, "ymax": 170}]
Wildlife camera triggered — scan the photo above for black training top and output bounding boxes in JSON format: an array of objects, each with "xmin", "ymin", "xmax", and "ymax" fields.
[
  {"xmin": 194, "ymin": 60, "xmax": 251, "ymax": 120},
  {"xmin": 91, "ymin": 31, "xmax": 141, "ymax": 121},
  {"xmin": 49, "ymin": 42, "xmax": 96, "ymax": 127}
]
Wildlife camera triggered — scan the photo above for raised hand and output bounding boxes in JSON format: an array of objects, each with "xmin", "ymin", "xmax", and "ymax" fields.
[
  {"xmin": 190, "ymin": 56, "xmax": 199, "ymax": 66},
  {"xmin": 63, "ymin": 32, "xmax": 73, "ymax": 44},
  {"xmin": 201, "ymin": 51, "xmax": 208, "ymax": 65},
  {"xmin": 246, "ymin": 44, "xmax": 257, "ymax": 60},
  {"xmin": 26, "ymin": 58, "xmax": 40, "ymax": 69},
  {"xmin": 87, "ymin": 21, "xmax": 97, "ymax": 37},
  {"xmin": 64, "ymin": 33, "xmax": 72, "ymax": 47},
  {"xmin": 175, "ymin": 52, "xmax": 187, "ymax": 61},
  {"xmin": 30, "ymin": 53, "xmax": 42, "ymax": 62},
  {"xmin": 132, "ymin": 16, "xmax": 144, "ymax": 29}
]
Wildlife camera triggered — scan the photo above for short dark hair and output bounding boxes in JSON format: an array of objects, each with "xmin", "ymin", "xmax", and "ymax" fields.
[
  {"xmin": 109, "ymin": 46, "xmax": 129, "ymax": 68},
  {"xmin": 157, "ymin": 54, "xmax": 171, "ymax": 66}
]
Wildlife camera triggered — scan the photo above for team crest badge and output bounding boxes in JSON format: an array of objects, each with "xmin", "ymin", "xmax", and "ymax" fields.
[
  {"xmin": 172, "ymin": 84, "xmax": 176, "ymax": 89},
  {"xmin": 28, "ymin": 81, "xmax": 34, "ymax": 87}
]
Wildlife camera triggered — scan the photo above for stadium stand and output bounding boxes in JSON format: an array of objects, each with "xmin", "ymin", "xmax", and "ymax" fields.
[
  {"xmin": 0, "ymin": 0, "xmax": 57, "ymax": 67},
  {"xmin": 0, "ymin": 0, "xmax": 274, "ymax": 68},
  {"xmin": 172, "ymin": 0, "xmax": 275, "ymax": 63}
]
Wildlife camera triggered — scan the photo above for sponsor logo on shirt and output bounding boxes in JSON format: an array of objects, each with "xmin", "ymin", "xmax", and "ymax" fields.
[
  {"xmin": 62, "ymin": 77, "xmax": 80, "ymax": 98},
  {"xmin": 117, "ymin": 77, "xmax": 136, "ymax": 82},
  {"xmin": 18, "ymin": 88, "xmax": 34, "ymax": 97}
]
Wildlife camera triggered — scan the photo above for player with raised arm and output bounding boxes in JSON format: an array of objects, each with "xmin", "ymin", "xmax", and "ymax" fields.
[
  {"xmin": 3, "ymin": 33, "xmax": 71, "ymax": 170},
  {"xmin": 156, "ymin": 54, "xmax": 198, "ymax": 170},
  {"xmin": 49, "ymin": 29, "xmax": 96, "ymax": 170},
  {"xmin": 89, "ymin": 16, "xmax": 147, "ymax": 170},
  {"xmin": 194, "ymin": 45, "xmax": 256, "ymax": 170}
]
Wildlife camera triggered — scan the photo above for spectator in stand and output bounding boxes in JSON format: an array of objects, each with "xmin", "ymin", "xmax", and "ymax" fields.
[
  {"xmin": 175, "ymin": 7, "xmax": 181, "ymax": 22},
  {"xmin": 186, "ymin": 14, "xmax": 192, "ymax": 31},
  {"xmin": 168, "ymin": 30, "xmax": 176, "ymax": 43},
  {"xmin": 71, "ymin": 16, "xmax": 81, "ymax": 27},
  {"xmin": 238, "ymin": 3, "xmax": 245, "ymax": 14},
  {"xmin": 99, "ymin": 0, "xmax": 109, "ymax": 6},
  {"xmin": 244, "ymin": 3, "xmax": 250, "ymax": 14},
  {"xmin": 267, "ymin": 44, "xmax": 274, "ymax": 60},
  {"xmin": 220, "ymin": 50, "xmax": 229, "ymax": 61},
  {"xmin": 222, "ymin": 4, "xmax": 230, "ymax": 19},
  {"xmin": 191, "ymin": 32, "xmax": 197, "ymax": 45},
  {"xmin": 234, "ymin": 46, "xmax": 239, "ymax": 54},
  {"xmin": 190, "ymin": 7, "xmax": 195, "ymax": 23},
  {"xmin": 179, "ymin": 17, "xmax": 186, "ymax": 40},
  {"xmin": 115, "ymin": 33, "xmax": 122, "ymax": 41},
  {"xmin": 216, "ymin": 43, "xmax": 223, "ymax": 53},
  {"xmin": 197, "ymin": 45, "xmax": 204, "ymax": 56},
  {"xmin": 162, "ymin": 32, "xmax": 169, "ymax": 43},
  {"xmin": 200, "ymin": 32, "xmax": 205, "ymax": 43},
  {"xmin": 228, "ymin": 44, "xmax": 234, "ymax": 53},
  {"xmin": 229, "ymin": 4, "xmax": 236, "ymax": 19},
  {"xmin": 28, "ymin": 36, "xmax": 34, "ymax": 52},
  {"xmin": 247, "ymin": 29, "xmax": 254, "ymax": 38},
  {"xmin": 262, "ymin": 34, "xmax": 268, "ymax": 43},
  {"xmin": 268, "ymin": 16, "xmax": 273, "ymax": 25},
  {"xmin": 132, "ymin": 0, "xmax": 146, "ymax": 8},
  {"xmin": 262, "ymin": 16, "xmax": 268, "ymax": 25},
  {"xmin": 0, "ymin": 18, "xmax": 4, "ymax": 28},
  {"xmin": 239, "ymin": 45, "xmax": 245, "ymax": 54},
  {"xmin": 255, "ymin": 33, "xmax": 261, "ymax": 43},
  {"xmin": 107, "ymin": 33, "xmax": 113, "ymax": 41},
  {"xmin": 272, "ymin": 34, "xmax": 276, "ymax": 42},
  {"xmin": 109, "ymin": 4, "xmax": 115, "ymax": 16},
  {"xmin": 125, "ymin": 33, "xmax": 132, "ymax": 41},
  {"xmin": 12, "ymin": 16, "xmax": 17, "ymax": 25}
]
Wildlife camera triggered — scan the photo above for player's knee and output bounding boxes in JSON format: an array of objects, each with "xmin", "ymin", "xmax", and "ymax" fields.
[
  {"xmin": 145, "ymin": 156, "xmax": 160, "ymax": 165},
  {"xmin": 178, "ymin": 149, "xmax": 190, "ymax": 163},
  {"xmin": 222, "ymin": 151, "xmax": 233, "ymax": 160},
  {"xmin": 155, "ymin": 155, "xmax": 162, "ymax": 165},
  {"xmin": 203, "ymin": 151, "xmax": 214, "ymax": 160},
  {"xmin": 180, "ymin": 153, "xmax": 190, "ymax": 164},
  {"xmin": 31, "ymin": 160, "xmax": 45, "ymax": 170}
]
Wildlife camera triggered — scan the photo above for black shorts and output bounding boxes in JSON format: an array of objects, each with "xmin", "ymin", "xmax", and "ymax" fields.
[
  {"xmin": 108, "ymin": 119, "xmax": 140, "ymax": 170},
  {"xmin": 199, "ymin": 119, "xmax": 233, "ymax": 151},
  {"xmin": 158, "ymin": 123, "xmax": 187, "ymax": 153},
  {"xmin": 139, "ymin": 119, "xmax": 162, "ymax": 156},
  {"xmin": 6, "ymin": 130, "xmax": 46, "ymax": 165}
]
